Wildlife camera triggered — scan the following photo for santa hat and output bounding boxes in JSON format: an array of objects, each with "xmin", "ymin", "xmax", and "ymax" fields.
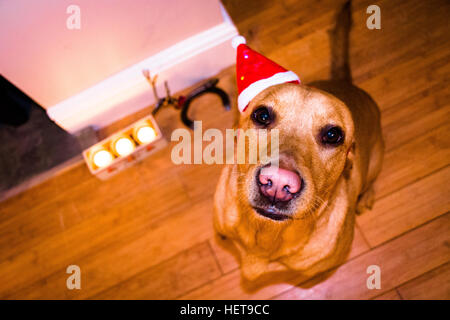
[{"xmin": 231, "ymin": 36, "xmax": 300, "ymax": 113}]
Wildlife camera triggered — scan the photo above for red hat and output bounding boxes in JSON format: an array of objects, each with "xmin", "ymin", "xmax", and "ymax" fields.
[{"xmin": 232, "ymin": 36, "xmax": 300, "ymax": 113}]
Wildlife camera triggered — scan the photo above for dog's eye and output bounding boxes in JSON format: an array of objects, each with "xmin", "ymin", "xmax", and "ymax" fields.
[
  {"xmin": 320, "ymin": 126, "xmax": 344, "ymax": 146},
  {"xmin": 251, "ymin": 106, "xmax": 273, "ymax": 126}
]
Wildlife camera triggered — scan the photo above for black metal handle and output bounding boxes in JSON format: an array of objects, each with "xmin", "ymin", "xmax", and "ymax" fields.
[
  {"xmin": 151, "ymin": 78, "xmax": 230, "ymax": 129},
  {"xmin": 180, "ymin": 79, "xmax": 230, "ymax": 129}
]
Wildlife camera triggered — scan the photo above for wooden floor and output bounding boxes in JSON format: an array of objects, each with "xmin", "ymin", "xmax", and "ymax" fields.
[{"xmin": 0, "ymin": 0, "xmax": 449, "ymax": 299}]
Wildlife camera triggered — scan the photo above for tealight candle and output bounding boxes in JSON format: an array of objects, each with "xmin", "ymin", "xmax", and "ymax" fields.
[
  {"xmin": 135, "ymin": 125, "xmax": 156, "ymax": 144},
  {"xmin": 92, "ymin": 149, "xmax": 114, "ymax": 168},
  {"xmin": 113, "ymin": 136, "xmax": 135, "ymax": 156}
]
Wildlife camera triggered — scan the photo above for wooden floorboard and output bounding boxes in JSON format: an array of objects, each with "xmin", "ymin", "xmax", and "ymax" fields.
[
  {"xmin": 372, "ymin": 289, "xmax": 402, "ymax": 300},
  {"xmin": 0, "ymin": 0, "xmax": 449, "ymax": 299},
  {"xmin": 358, "ymin": 166, "xmax": 450, "ymax": 247},
  {"xmin": 397, "ymin": 262, "xmax": 450, "ymax": 300},
  {"xmin": 272, "ymin": 214, "xmax": 450, "ymax": 300},
  {"xmin": 373, "ymin": 124, "xmax": 450, "ymax": 200}
]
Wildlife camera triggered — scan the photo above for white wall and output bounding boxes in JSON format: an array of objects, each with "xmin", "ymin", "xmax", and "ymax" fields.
[{"xmin": 0, "ymin": 0, "xmax": 237, "ymax": 132}]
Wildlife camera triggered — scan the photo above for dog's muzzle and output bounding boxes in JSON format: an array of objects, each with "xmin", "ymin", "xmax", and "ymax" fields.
[{"xmin": 253, "ymin": 164, "xmax": 304, "ymax": 221}]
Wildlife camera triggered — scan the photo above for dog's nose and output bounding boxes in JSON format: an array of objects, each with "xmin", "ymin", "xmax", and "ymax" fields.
[{"xmin": 258, "ymin": 166, "xmax": 301, "ymax": 202}]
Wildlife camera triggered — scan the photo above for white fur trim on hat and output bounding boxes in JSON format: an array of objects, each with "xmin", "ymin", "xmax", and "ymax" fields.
[
  {"xmin": 231, "ymin": 35, "xmax": 246, "ymax": 49},
  {"xmin": 238, "ymin": 71, "xmax": 300, "ymax": 112}
]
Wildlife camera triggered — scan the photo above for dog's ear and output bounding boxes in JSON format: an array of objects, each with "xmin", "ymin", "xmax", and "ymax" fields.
[{"xmin": 343, "ymin": 142, "xmax": 355, "ymax": 178}]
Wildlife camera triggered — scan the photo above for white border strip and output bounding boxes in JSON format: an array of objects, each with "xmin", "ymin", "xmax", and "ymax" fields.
[{"xmin": 238, "ymin": 71, "xmax": 300, "ymax": 112}]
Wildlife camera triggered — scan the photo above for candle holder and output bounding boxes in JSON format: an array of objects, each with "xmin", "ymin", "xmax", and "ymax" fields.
[{"xmin": 83, "ymin": 115, "xmax": 166, "ymax": 180}]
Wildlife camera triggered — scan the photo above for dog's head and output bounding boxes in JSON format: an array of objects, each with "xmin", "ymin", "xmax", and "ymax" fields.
[{"xmin": 235, "ymin": 82, "xmax": 355, "ymax": 223}]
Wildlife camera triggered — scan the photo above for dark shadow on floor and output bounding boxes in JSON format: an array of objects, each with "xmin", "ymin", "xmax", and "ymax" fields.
[{"xmin": 0, "ymin": 75, "xmax": 90, "ymax": 195}]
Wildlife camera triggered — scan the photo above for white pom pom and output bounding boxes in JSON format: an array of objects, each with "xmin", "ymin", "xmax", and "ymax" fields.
[{"xmin": 231, "ymin": 35, "xmax": 246, "ymax": 49}]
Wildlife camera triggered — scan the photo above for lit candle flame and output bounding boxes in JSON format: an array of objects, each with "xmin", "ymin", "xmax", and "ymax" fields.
[
  {"xmin": 114, "ymin": 137, "xmax": 135, "ymax": 156},
  {"xmin": 93, "ymin": 149, "xmax": 114, "ymax": 168},
  {"xmin": 136, "ymin": 126, "xmax": 156, "ymax": 144}
]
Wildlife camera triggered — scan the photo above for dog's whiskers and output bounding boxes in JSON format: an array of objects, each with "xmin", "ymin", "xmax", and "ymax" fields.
[{"xmin": 292, "ymin": 193, "xmax": 329, "ymax": 221}]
